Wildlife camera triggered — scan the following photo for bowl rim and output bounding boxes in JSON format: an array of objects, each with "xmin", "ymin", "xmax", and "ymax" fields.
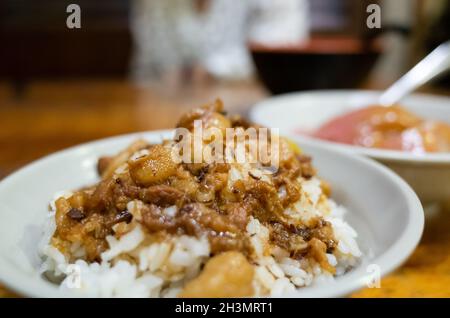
[
  {"xmin": 249, "ymin": 89, "xmax": 450, "ymax": 164},
  {"xmin": 248, "ymin": 36, "xmax": 384, "ymax": 54},
  {"xmin": 0, "ymin": 130, "xmax": 424, "ymax": 297}
]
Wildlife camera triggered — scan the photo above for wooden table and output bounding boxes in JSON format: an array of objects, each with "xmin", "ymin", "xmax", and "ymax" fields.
[{"xmin": 0, "ymin": 79, "xmax": 449, "ymax": 297}]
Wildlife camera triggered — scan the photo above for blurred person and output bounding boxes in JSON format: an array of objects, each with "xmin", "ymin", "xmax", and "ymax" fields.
[{"xmin": 130, "ymin": 0, "xmax": 309, "ymax": 87}]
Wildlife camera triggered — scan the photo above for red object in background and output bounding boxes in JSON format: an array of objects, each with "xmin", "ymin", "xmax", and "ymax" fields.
[{"xmin": 313, "ymin": 105, "xmax": 450, "ymax": 153}]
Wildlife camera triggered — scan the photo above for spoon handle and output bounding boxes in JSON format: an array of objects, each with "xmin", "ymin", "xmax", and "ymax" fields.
[{"xmin": 379, "ymin": 41, "xmax": 450, "ymax": 106}]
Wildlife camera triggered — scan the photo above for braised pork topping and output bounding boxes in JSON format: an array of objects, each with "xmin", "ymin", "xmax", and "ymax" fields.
[{"xmin": 52, "ymin": 100, "xmax": 334, "ymax": 267}]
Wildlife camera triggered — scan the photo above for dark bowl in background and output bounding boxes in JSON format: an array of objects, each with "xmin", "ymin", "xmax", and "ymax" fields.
[{"xmin": 250, "ymin": 37, "xmax": 383, "ymax": 95}]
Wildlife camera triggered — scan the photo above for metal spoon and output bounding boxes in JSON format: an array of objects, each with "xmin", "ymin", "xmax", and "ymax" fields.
[{"xmin": 378, "ymin": 41, "xmax": 450, "ymax": 106}]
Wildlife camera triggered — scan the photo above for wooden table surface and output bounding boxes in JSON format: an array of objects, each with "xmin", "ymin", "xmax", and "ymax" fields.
[{"xmin": 0, "ymin": 79, "xmax": 449, "ymax": 298}]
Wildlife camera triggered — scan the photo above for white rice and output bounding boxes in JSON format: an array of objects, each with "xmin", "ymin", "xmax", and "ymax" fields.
[{"xmin": 40, "ymin": 176, "xmax": 362, "ymax": 297}]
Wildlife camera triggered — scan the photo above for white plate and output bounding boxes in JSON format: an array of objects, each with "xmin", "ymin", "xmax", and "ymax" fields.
[
  {"xmin": 0, "ymin": 130, "xmax": 423, "ymax": 297},
  {"xmin": 250, "ymin": 90, "xmax": 450, "ymax": 203}
]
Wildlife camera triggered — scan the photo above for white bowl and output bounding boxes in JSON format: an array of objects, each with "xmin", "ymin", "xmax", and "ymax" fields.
[
  {"xmin": 250, "ymin": 90, "xmax": 450, "ymax": 203},
  {"xmin": 0, "ymin": 130, "xmax": 423, "ymax": 297}
]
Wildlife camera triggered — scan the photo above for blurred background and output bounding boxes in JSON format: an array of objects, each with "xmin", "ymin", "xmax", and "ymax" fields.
[{"xmin": 0, "ymin": 0, "xmax": 449, "ymax": 175}]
